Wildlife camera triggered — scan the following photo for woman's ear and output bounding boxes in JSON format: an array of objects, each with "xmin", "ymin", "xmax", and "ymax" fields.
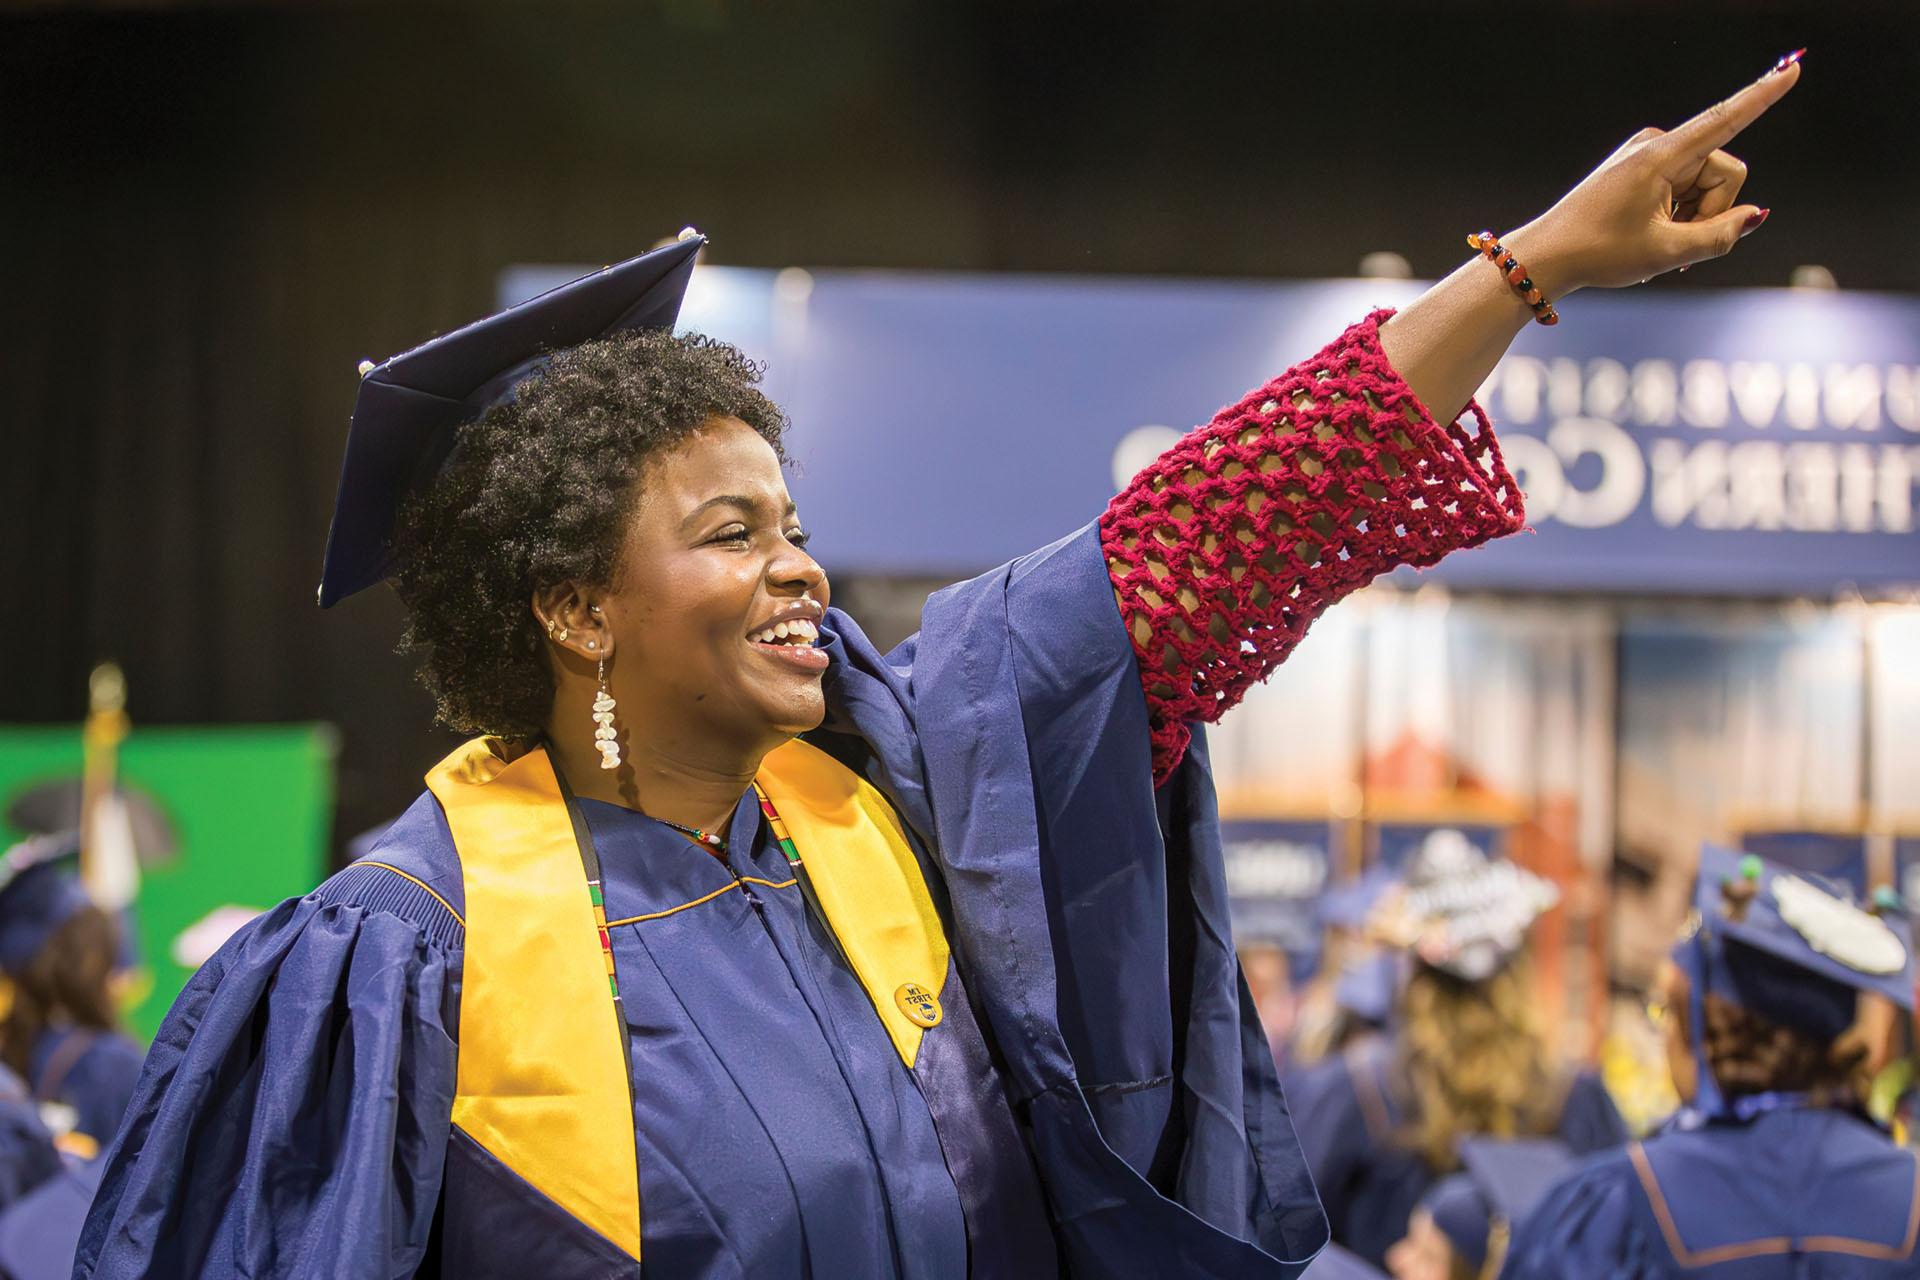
[
  {"xmin": 532, "ymin": 585, "xmax": 615, "ymax": 662},
  {"xmin": 1660, "ymin": 963, "xmax": 1699, "ymax": 1104}
]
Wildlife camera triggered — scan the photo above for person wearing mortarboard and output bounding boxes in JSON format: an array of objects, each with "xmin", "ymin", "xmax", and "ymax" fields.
[
  {"xmin": 1285, "ymin": 864, "xmax": 1404, "ymax": 1069},
  {"xmin": 0, "ymin": 833, "xmax": 144, "ymax": 1166},
  {"xmin": 77, "ymin": 63, "xmax": 1797, "ymax": 1280},
  {"xmin": 1384, "ymin": 1137, "xmax": 1575, "ymax": 1280},
  {"xmin": 1282, "ymin": 831, "xmax": 1629, "ymax": 1268},
  {"xmin": 1500, "ymin": 847, "xmax": 1920, "ymax": 1277}
]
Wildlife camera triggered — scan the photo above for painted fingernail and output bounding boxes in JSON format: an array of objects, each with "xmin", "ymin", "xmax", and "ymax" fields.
[
  {"xmin": 1769, "ymin": 48, "xmax": 1806, "ymax": 74},
  {"xmin": 1744, "ymin": 208, "xmax": 1771, "ymax": 233}
]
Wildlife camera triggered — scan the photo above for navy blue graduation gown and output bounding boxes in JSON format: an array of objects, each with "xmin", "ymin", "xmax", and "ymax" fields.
[
  {"xmin": 1501, "ymin": 1107, "xmax": 1920, "ymax": 1278},
  {"xmin": 26, "ymin": 1029, "xmax": 141, "ymax": 1155},
  {"xmin": 0, "ymin": 1156, "xmax": 101, "ymax": 1280},
  {"xmin": 0, "ymin": 1066, "xmax": 59, "ymax": 1211},
  {"xmin": 1285, "ymin": 1034, "xmax": 1627, "ymax": 1268},
  {"xmin": 77, "ymin": 523, "xmax": 1326, "ymax": 1277}
]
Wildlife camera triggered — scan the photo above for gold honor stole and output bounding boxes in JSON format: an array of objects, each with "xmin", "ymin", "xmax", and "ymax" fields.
[{"xmin": 426, "ymin": 736, "xmax": 952, "ymax": 1264}]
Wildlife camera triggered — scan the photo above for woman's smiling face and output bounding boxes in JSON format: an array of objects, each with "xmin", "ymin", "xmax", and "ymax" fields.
[{"xmin": 599, "ymin": 416, "xmax": 830, "ymax": 756}]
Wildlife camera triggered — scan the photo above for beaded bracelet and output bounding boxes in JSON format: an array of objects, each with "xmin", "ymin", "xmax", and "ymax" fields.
[{"xmin": 1467, "ymin": 231, "xmax": 1559, "ymax": 326}]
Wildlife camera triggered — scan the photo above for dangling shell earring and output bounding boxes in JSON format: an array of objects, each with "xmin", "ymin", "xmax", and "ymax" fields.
[{"xmin": 593, "ymin": 658, "xmax": 621, "ymax": 770}]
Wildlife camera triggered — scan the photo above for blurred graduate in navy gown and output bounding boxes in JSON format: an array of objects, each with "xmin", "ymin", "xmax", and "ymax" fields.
[
  {"xmin": 0, "ymin": 835, "xmax": 142, "ymax": 1166},
  {"xmin": 1502, "ymin": 848, "xmax": 1919, "ymax": 1277},
  {"xmin": 0, "ymin": 820, "xmax": 144, "ymax": 1280},
  {"xmin": 1382, "ymin": 1136, "xmax": 1574, "ymax": 1280},
  {"xmin": 1285, "ymin": 833, "xmax": 1628, "ymax": 1268},
  {"xmin": 0, "ymin": 1059, "xmax": 104, "ymax": 1280}
]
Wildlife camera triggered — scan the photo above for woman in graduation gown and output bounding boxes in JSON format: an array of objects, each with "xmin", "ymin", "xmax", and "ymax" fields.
[
  {"xmin": 78, "ymin": 63, "xmax": 1800, "ymax": 1280},
  {"xmin": 1284, "ymin": 833, "xmax": 1628, "ymax": 1268},
  {"xmin": 0, "ymin": 838, "xmax": 143, "ymax": 1163},
  {"xmin": 1501, "ymin": 847, "xmax": 1920, "ymax": 1279}
]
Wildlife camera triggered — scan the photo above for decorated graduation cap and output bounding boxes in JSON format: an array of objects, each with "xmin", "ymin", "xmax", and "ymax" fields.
[
  {"xmin": 1422, "ymin": 1137, "xmax": 1577, "ymax": 1273},
  {"xmin": 1366, "ymin": 828, "xmax": 1559, "ymax": 982},
  {"xmin": 1673, "ymin": 843, "xmax": 1913, "ymax": 1120},
  {"xmin": 317, "ymin": 232, "xmax": 706, "ymax": 607},
  {"xmin": 0, "ymin": 832, "xmax": 90, "ymax": 975}
]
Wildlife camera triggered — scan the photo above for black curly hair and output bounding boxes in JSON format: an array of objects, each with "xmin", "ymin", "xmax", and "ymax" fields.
[{"xmin": 393, "ymin": 329, "xmax": 788, "ymax": 737}]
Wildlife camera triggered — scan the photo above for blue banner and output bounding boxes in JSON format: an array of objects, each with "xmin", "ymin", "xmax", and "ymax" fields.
[
  {"xmin": 503, "ymin": 265, "xmax": 1920, "ymax": 592},
  {"xmin": 1218, "ymin": 818, "xmax": 1335, "ymax": 975},
  {"xmin": 1370, "ymin": 822, "xmax": 1509, "ymax": 875},
  {"xmin": 1897, "ymin": 836, "xmax": 1920, "ymax": 914}
]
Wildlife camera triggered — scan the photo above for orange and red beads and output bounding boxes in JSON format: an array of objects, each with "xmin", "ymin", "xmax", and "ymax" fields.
[{"xmin": 1468, "ymin": 231, "xmax": 1559, "ymax": 326}]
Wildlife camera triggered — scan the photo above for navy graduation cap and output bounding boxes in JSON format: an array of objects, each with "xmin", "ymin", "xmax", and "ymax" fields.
[
  {"xmin": 317, "ymin": 232, "xmax": 705, "ymax": 607},
  {"xmin": 1423, "ymin": 1137, "xmax": 1577, "ymax": 1273},
  {"xmin": 0, "ymin": 832, "xmax": 89, "ymax": 975},
  {"xmin": 1673, "ymin": 843, "xmax": 1914, "ymax": 1118}
]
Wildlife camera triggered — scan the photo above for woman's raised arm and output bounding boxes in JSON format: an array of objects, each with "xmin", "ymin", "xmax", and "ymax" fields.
[{"xmin": 1102, "ymin": 57, "xmax": 1801, "ymax": 783}]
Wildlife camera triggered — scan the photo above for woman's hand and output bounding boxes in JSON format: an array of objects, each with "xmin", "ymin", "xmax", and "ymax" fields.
[{"xmin": 1509, "ymin": 54, "xmax": 1802, "ymax": 298}]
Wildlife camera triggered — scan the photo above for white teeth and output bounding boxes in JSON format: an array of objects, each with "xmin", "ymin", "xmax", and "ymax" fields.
[{"xmin": 751, "ymin": 617, "xmax": 820, "ymax": 645}]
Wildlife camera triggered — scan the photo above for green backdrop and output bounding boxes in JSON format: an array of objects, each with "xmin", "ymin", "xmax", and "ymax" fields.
[{"xmin": 0, "ymin": 725, "xmax": 336, "ymax": 1040}]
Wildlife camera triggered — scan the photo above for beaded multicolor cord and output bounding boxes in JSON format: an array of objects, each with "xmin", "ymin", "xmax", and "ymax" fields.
[
  {"xmin": 657, "ymin": 817, "xmax": 729, "ymax": 860},
  {"xmin": 656, "ymin": 797, "xmax": 803, "ymax": 877},
  {"xmin": 753, "ymin": 787, "xmax": 805, "ymax": 873},
  {"xmin": 587, "ymin": 877, "xmax": 619, "ymax": 1000},
  {"xmin": 1468, "ymin": 231, "xmax": 1559, "ymax": 326}
]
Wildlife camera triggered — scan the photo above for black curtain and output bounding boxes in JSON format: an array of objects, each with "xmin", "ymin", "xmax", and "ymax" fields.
[{"xmin": 3, "ymin": 3, "xmax": 1911, "ymax": 857}]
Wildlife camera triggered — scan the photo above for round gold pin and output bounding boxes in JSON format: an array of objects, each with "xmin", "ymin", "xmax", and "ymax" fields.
[{"xmin": 893, "ymin": 982, "xmax": 942, "ymax": 1029}]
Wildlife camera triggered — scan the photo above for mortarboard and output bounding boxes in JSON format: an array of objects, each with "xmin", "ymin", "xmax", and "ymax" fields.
[
  {"xmin": 1673, "ymin": 844, "xmax": 1913, "ymax": 1119},
  {"xmin": 317, "ymin": 232, "xmax": 706, "ymax": 607},
  {"xmin": 1365, "ymin": 829, "xmax": 1558, "ymax": 982},
  {"xmin": 0, "ymin": 833, "xmax": 90, "ymax": 975},
  {"xmin": 1423, "ymin": 1137, "xmax": 1577, "ymax": 1272}
]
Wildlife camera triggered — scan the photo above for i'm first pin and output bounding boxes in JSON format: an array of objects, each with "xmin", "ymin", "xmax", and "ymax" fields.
[{"xmin": 894, "ymin": 982, "xmax": 942, "ymax": 1029}]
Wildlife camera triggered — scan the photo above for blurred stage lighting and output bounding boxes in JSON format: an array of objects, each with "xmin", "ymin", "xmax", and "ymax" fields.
[
  {"xmin": 1358, "ymin": 251, "xmax": 1414, "ymax": 280},
  {"xmin": 1789, "ymin": 264, "xmax": 1838, "ymax": 291}
]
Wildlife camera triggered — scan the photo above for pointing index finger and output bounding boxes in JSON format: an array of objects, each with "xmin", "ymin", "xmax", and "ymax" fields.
[{"xmin": 1656, "ymin": 59, "xmax": 1800, "ymax": 176}]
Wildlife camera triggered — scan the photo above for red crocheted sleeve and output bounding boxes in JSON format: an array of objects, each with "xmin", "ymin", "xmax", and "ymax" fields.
[{"xmin": 1100, "ymin": 309, "xmax": 1526, "ymax": 785}]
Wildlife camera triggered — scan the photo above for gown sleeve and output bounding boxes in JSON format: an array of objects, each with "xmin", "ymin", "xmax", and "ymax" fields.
[
  {"xmin": 1497, "ymin": 1149, "xmax": 1655, "ymax": 1280},
  {"xmin": 73, "ymin": 890, "xmax": 459, "ymax": 1279},
  {"xmin": 1100, "ymin": 309, "xmax": 1525, "ymax": 783}
]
